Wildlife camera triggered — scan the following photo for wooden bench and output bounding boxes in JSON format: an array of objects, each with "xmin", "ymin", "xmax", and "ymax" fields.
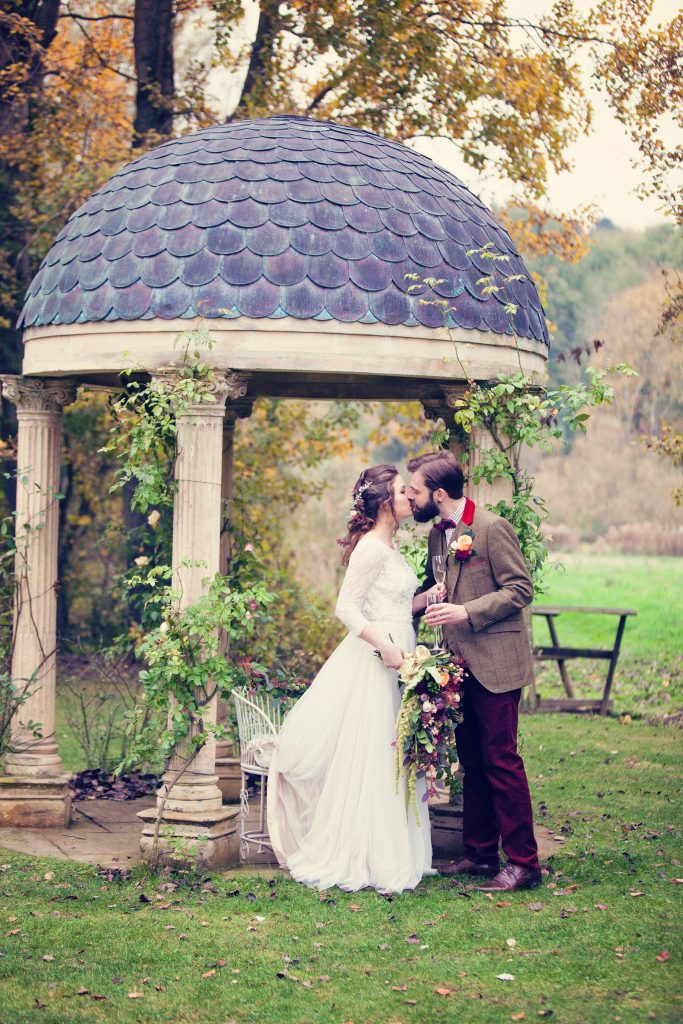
[{"xmin": 532, "ymin": 605, "xmax": 637, "ymax": 715}]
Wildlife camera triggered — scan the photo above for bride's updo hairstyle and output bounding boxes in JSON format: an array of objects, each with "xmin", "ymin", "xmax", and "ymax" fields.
[{"xmin": 338, "ymin": 464, "xmax": 398, "ymax": 566}]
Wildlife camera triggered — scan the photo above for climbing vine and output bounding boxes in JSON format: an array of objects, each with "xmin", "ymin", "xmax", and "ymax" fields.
[{"xmin": 408, "ymin": 248, "xmax": 636, "ymax": 588}]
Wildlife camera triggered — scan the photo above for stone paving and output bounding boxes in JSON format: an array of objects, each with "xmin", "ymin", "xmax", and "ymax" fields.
[{"xmin": 0, "ymin": 797, "xmax": 562, "ymax": 869}]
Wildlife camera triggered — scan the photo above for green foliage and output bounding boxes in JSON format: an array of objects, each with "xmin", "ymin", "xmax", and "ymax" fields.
[
  {"xmin": 117, "ymin": 561, "xmax": 273, "ymax": 773},
  {"xmin": 416, "ymin": 253, "xmax": 636, "ymax": 590}
]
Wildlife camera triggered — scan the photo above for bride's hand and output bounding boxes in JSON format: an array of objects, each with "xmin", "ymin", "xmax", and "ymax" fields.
[{"xmin": 380, "ymin": 642, "xmax": 405, "ymax": 670}]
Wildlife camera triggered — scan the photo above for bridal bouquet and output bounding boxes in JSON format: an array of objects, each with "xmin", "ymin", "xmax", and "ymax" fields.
[{"xmin": 395, "ymin": 645, "xmax": 466, "ymax": 816}]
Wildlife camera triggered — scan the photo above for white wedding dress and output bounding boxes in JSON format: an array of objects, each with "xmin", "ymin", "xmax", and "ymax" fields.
[{"xmin": 267, "ymin": 534, "xmax": 433, "ymax": 893}]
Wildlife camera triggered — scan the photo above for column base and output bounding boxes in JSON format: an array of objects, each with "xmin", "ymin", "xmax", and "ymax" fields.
[
  {"xmin": 137, "ymin": 805, "xmax": 240, "ymax": 871},
  {"xmin": 429, "ymin": 798, "xmax": 464, "ymax": 861},
  {"xmin": 0, "ymin": 775, "xmax": 72, "ymax": 827},
  {"xmin": 215, "ymin": 756, "xmax": 241, "ymax": 803}
]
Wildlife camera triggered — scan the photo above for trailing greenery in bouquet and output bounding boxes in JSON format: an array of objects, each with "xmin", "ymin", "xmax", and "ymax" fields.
[{"xmin": 395, "ymin": 645, "xmax": 466, "ymax": 817}]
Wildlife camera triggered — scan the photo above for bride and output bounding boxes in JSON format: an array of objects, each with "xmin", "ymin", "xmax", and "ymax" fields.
[{"xmin": 267, "ymin": 464, "xmax": 444, "ymax": 893}]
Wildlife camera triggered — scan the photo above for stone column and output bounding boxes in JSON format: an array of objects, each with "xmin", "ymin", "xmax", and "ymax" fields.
[
  {"xmin": 215, "ymin": 385, "xmax": 252, "ymax": 803},
  {"xmin": 138, "ymin": 371, "xmax": 249, "ymax": 868},
  {"xmin": 0, "ymin": 375, "xmax": 76, "ymax": 827}
]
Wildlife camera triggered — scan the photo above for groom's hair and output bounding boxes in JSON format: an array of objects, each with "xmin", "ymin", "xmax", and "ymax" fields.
[{"xmin": 407, "ymin": 451, "xmax": 464, "ymax": 499}]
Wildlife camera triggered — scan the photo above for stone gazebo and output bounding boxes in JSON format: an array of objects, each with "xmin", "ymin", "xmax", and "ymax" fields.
[{"xmin": 1, "ymin": 115, "xmax": 548, "ymax": 866}]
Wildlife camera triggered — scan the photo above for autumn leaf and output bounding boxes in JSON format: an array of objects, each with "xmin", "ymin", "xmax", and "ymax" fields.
[
  {"xmin": 202, "ymin": 969, "xmax": 216, "ymax": 979},
  {"xmin": 127, "ymin": 992, "xmax": 144, "ymax": 999},
  {"xmin": 434, "ymin": 986, "xmax": 452, "ymax": 996},
  {"xmin": 656, "ymin": 951, "xmax": 670, "ymax": 962},
  {"xmin": 406, "ymin": 934, "xmax": 420, "ymax": 944},
  {"xmin": 348, "ymin": 904, "xmax": 362, "ymax": 912},
  {"xmin": 512, "ymin": 1014, "xmax": 526, "ymax": 1021}
]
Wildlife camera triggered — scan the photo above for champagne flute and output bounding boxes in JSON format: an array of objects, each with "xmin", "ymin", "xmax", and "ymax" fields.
[{"xmin": 432, "ymin": 554, "xmax": 447, "ymax": 589}]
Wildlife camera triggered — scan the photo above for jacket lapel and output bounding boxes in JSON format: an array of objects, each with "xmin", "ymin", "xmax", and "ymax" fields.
[{"xmin": 446, "ymin": 498, "xmax": 476, "ymax": 602}]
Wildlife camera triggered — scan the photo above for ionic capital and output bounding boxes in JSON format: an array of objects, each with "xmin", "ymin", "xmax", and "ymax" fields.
[
  {"xmin": 421, "ymin": 384, "xmax": 468, "ymax": 423},
  {"xmin": 1, "ymin": 376, "xmax": 76, "ymax": 414},
  {"xmin": 150, "ymin": 369, "xmax": 251, "ymax": 417}
]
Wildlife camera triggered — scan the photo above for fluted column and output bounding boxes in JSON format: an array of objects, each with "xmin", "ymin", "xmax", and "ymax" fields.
[
  {"xmin": 0, "ymin": 375, "xmax": 75, "ymax": 827},
  {"xmin": 138, "ymin": 371, "xmax": 250, "ymax": 868},
  {"xmin": 215, "ymin": 384, "xmax": 253, "ymax": 802}
]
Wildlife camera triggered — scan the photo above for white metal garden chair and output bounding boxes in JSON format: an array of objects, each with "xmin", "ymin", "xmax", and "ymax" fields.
[{"xmin": 231, "ymin": 688, "xmax": 285, "ymax": 860}]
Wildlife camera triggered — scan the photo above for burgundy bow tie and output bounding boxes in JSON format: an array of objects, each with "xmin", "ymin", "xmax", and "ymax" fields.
[{"xmin": 434, "ymin": 518, "xmax": 457, "ymax": 532}]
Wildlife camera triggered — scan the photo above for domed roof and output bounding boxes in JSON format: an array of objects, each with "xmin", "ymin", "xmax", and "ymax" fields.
[{"xmin": 20, "ymin": 116, "xmax": 547, "ymax": 344}]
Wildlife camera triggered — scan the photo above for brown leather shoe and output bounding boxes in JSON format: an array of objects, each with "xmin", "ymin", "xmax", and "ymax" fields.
[
  {"xmin": 439, "ymin": 856, "xmax": 500, "ymax": 878},
  {"xmin": 476, "ymin": 863, "xmax": 542, "ymax": 892}
]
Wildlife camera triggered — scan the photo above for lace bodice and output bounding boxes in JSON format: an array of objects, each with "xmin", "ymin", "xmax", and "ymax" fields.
[{"xmin": 335, "ymin": 535, "xmax": 419, "ymax": 636}]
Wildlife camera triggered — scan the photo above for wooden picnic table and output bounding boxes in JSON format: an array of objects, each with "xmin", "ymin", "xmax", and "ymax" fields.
[{"xmin": 532, "ymin": 605, "xmax": 637, "ymax": 715}]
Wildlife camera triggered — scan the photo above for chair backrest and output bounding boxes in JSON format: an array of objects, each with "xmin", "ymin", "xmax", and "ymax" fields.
[{"xmin": 232, "ymin": 688, "xmax": 284, "ymax": 770}]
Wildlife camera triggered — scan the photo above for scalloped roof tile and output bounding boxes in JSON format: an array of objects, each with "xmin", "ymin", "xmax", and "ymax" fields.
[{"xmin": 19, "ymin": 116, "xmax": 548, "ymax": 343}]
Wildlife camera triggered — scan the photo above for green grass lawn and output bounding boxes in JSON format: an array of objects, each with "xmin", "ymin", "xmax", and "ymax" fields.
[
  {"xmin": 1, "ymin": 714, "xmax": 681, "ymax": 1024},
  {"xmin": 532, "ymin": 554, "xmax": 682, "ymax": 716}
]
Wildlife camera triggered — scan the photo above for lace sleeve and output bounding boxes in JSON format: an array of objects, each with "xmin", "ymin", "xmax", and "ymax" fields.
[{"xmin": 335, "ymin": 537, "xmax": 389, "ymax": 636}]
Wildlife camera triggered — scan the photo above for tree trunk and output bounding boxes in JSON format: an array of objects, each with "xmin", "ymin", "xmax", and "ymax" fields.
[
  {"xmin": 230, "ymin": 0, "xmax": 280, "ymax": 119},
  {"xmin": 133, "ymin": 0, "xmax": 175, "ymax": 146},
  {"xmin": 0, "ymin": 0, "xmax": 61, "ymax": 511}
]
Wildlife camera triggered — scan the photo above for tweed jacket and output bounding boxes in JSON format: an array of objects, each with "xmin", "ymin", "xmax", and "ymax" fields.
[{"xmin": 422, "ymin": 501, "xmax": 534, "ymax": 693}]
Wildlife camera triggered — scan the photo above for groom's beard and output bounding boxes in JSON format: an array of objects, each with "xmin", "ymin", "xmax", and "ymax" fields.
[{"xmin": 412, "ymin": 495, "xmax": 440, "ymax": 523}]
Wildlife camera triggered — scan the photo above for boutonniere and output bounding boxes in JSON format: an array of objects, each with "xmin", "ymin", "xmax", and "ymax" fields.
[{"xmin": 450, "ymin": 528, "xmax": 478, "ymax": 561}]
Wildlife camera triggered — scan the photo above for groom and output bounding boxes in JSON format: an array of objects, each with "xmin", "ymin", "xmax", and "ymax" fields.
[{"xmin": 407, "ymin": 451, "xmax": 541, "ymax": 892}]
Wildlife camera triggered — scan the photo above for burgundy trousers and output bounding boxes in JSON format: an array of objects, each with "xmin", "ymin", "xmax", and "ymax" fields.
[{"xmin": 455, "ymin": 672, "xmax": 539, "ymax": 871}]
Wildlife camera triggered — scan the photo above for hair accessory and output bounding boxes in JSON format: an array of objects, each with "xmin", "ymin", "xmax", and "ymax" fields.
[{"xmin": 352, "ymin": 480, "xmax": 371, "ymax": 509}]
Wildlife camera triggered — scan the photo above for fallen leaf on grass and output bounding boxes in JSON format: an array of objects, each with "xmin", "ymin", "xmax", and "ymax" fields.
[
  {"xmin": 496, "ymin": 901, "xmax": 513, "ymax": 907},
  {"xmin": 392, "ymin": 985, "xmax": 408, "ymax": 991},
  {"xmin": 496, "ymin": 973, "xmax": 515, "ymax": 981},
  {"xmin": 629, "ymin": 891, "xmax": 646, "ymax": 897},
  {"xmin": 378, "ymin": 943, "xmax": 390, "ymax": 950},
  {"xmin": 594, "ymin": 904, "xmax": 608, "ymax": 910},
  {"xmin": 76, "ymin": 988, "xmax": 89, "ymax": 996},
  {"xmin": 404, "ymin": 999, "xmax": 418, "ymax": 1005},
  {"xmin": 656, "ymin": 951, "xmax": 670, "ymax": 962},
  {"xmin": 91, "ymin": 994, "xmax": 107, "ymax": 1001},
  {"xmin": 202, "ymin": 969, "xmax": 216, "ymax": 979},
  {"xmin": 6, "ymin": 929, "xmax": 20, "ymax": 936},
  {"xmin": 405, "ymin": 934, "xmax": 420, "ymax": 944},
  {"xmin": 43, "ymin": 872, "xmax": 55, "ymax": 881},
  {"xmin": 127, "ymin": 992, "xmax": 144, "ymax": 999},
  {"xmin": 348, "ymin": 904, "xmax": 362, "ymax": 912},
  {"xmin": 42, "ymin": 955, "xmax": 55, "ymax": 962},
  {"xmin": 506, "ymin": 938, "xmax": 517, "ymax": 948},
  {"xmin": 526, "ymin": 903, "xmax": 544, "ymax": 912},
  {"xmin": 434, "ymin": 987, "xmax": 452, "ymax": 996},
  {"xmin": 511, "ymin": 1014, "xmax": 526, "ymax": 1021}
]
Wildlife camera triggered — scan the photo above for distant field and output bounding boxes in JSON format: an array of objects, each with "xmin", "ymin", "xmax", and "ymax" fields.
[{"xmin": 533, "ymin": 554, "xmax": 682, "ymax": 716}]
